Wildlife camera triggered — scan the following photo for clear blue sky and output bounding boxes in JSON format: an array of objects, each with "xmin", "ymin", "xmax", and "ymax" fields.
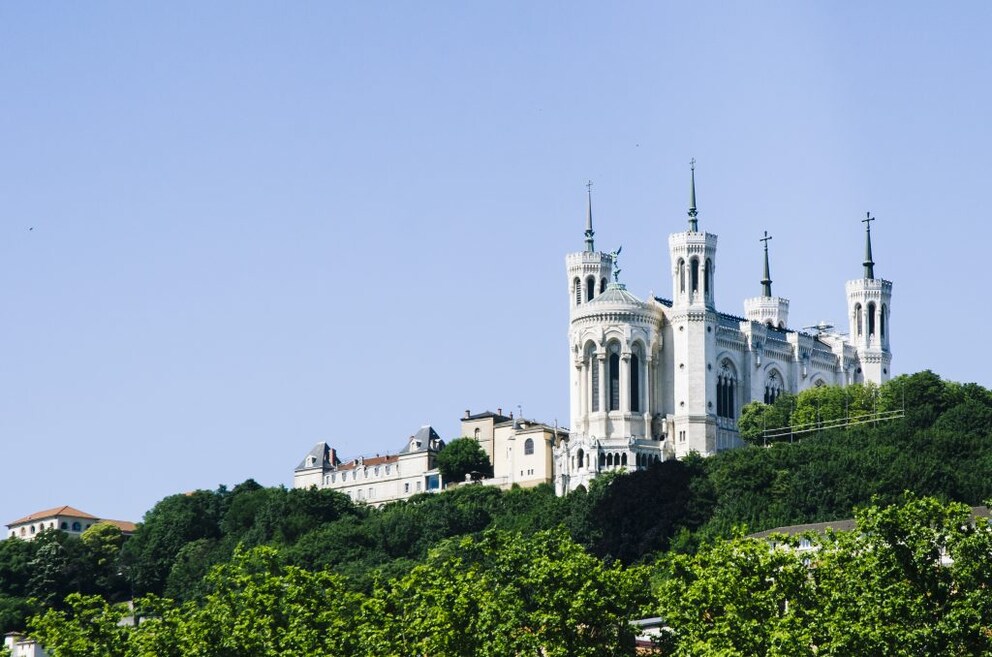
[{"xmin": 2, "ymin": 3, "xmax": 990, "ymax": 527}]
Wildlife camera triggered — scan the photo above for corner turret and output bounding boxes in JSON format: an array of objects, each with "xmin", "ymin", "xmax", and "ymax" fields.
[
  {"xmin": 845, "ymin": 213, "xmax": 892, "ymax": 383},
  {"xmin": 744, "ymin": 231, "xmax": 790, "ymax": 328}
]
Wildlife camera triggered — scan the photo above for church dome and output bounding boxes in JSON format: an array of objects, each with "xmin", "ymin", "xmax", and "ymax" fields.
[{"xmin": 586, "ymin": 282, "xmax": 643, "ymax": 306}]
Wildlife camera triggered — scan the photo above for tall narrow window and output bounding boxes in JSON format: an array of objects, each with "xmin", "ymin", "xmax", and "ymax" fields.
[
  {"xmin": 600, "ymin": 277, "xmax": 607, "ymax": 293},
  {"xmin": 867, "ymin": 302, "xmax": 876, "ymax": 336},
  {"xmin": 881, "ymin": 304, "xmax": 887, "ymax": 337},
  {"xmin": 524, "ymin": 438, "xmax": 534, "ymax": 455},
  {"xmin": 678, "ymin": 259, "xmax": 686, "ymax": 292},
  {"xmin": 591, "ymin": 358, "xmax": 600, "ymax": 412},
  {"xmin": 577, "ymin": 448, "xmax": 584, "ymax": 469},
  {"xmin": 629, "ymin": 354, "xmax": 640, "ymax": 412},
  {"xmin": 855, "ymin": 303, "xmax": 863, "ymax": 335},
  {"xmin": 690, "ymin": 258, "xmax": 699, "ymax": 292},
  {"xmin": 574, "ymin": 278, "xmax": 581, "ymax": 305},
  {"xmin": 586, "ymin": 277, "xmax": 595, "ymax": 301},
  {"xmin": 609, "ymin": 352, "xmax": 620, "ymax": 411},
  {"xmin": 621, "ymin": 453, "xmax": 628, "ymax": 466},
  {"xmin": 717, "ymin": 372, "xmax": 737, "ymax": 419},
  {"xmin": 704, "ymin": 259, "xmax": 712, "ymax": 294},
  {"xmin": 717, "ymin": 377, "xmax": 725, "ymax": 417}
]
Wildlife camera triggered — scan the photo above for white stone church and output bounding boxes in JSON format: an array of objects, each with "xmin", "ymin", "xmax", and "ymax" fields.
[{"xmin": 554, "ymin": 164, "xmax": 892, "ymax": 494}]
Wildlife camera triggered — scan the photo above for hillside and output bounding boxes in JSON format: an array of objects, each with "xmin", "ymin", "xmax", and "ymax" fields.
[{"xmin": 4, "ymin": 370, "xmax": 992, "ymax": 644}]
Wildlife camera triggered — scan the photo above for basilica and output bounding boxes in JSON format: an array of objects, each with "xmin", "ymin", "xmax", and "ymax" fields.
[{"xmin": 554, "ymin": 164, "xmax": 892, "ymax": 494}]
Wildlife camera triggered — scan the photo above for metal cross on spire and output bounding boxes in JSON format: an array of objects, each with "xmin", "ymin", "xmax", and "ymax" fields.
[
  {"xmin": 584, "ymin": 180, "xmax": 595, "ymax": 252},
  {"xmin": 862, "ymin": 212, "xmax": 875, "ymax": 279},
  {"xmin": 760, "ymin": 230, "xmax": 773, "ymax": 297},
  {"xmin": 687, "ymin": 159, "xmax": 698, "ymax": 232}
]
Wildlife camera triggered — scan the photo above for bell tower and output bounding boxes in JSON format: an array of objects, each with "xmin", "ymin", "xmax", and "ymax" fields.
[
  {"xmin": 845, "ymin": 213, "xmax": 892, "ymax": 383},
  {"xmin": 566, "ymin": 181, "xmax": 613, "ymax": 310},
  {"xmin": 668, "ymin": 161, "xmax": 718, "ymax": 456},
  {"xmin": 744, "ymin": 231, "xmax": 790, "ymax": 328}
]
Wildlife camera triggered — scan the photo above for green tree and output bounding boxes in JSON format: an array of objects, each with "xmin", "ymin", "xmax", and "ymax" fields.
[
  {"xmin": 436, "ymin": 436, "xmax": 493, "ymax": 484},
  {"xmin": 80, "ymin": 522, "xmax": 126, "ymax": 599},
  {"xmin": 737, "ymin": 393, "xmax": 794, "ymax": 444},
  {"xmin": 789, "ymin": 382, "xmax": 878, "ymax": 429},
  {"xmin": 656, "ymin": 529, "xmax": 818, "ymax": 656},
  {"xmin": 654, "ymin": 496, "xmax": 992, "ymax": 656},
  {"xmin": 181, "ymin": 546, "xmax": 366, "ymax": 656},
  {"xmin": 121, "ymin": 489, "xmax": 225, "ymax": 596},
  {"xmin": 367, "ymin": 528, "xmax": 649, "ymax": 656},
  {"xmin": 28, "ymin": 593, "xmax": 132, "ymax": 657}
]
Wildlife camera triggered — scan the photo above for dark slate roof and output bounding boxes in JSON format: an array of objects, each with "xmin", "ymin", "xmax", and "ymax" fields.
[
  {"xmin": 464, "ymin": 411, "xmax": 512, "ymax": 422},
  {"xmin": 399, "ymin": 425, "xmax": 443, "ymax": 454},
  {"xmin": 295, "ymin": 442, "xmax": 335, "ymax": 471}
]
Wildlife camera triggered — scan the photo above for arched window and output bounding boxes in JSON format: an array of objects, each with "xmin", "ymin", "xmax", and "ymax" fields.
[
  {"xmin": 764, "ymin": 371, "xmax": 783, "ymax": 405},
  {"xmin": 577, "ymin": 448, "xmax": 585, "ymax": 469},
  {"xmin": 589, "ymin": 344, "xmax": 600, "ymax": 413},
  {"xmin": 60, "ymin": 522, "xmax": 68, "ymax": 530},
  {"xmin": 867, "ymin": 302, "xmax": 876, "ymax": 336},
  {"xmin": 599, "ymin": 452, "xmax": 606, "ymax": 467},
  {"xmin": 621, "ymin": 452, "xmax": 628, "ymax": 466},
  {"xmin": 881, "ymin": 304, "xmax": 887, "ymax": 337},
  {"xmin": 586, "ymin": 277, "xmax": 595, "ymax": 301},
  {"xmin": 608, "ymin": 350, "xmax": 621, "ymax": 411},
  {"xmin": 629, "ymin": 352, "xmax": 640, "ymax": 412},
  {"xmin": 606, "ymin": 452, "xmax": 614, "ymax": 467},
  {"xmin": 474, "ymin": 427, "xmax": 480, "ymax": 440},
  {"xmin": 855, "ymin": 303, "xmax": 863, "ymax": 336},
  {"xmin": 600, "ymin": 277, "xmax": 607, "ymax": 293},
  {"xmin": 690, "ymin": 258, "xmax": 699, "ymax": 293},
  {"xmin": 717, "ymin": 360, "xmax": 737, "ymax": 419},
  {"xmin": 524, "ymin": 438, "xmax": 534, "ymax": 455},
  {"xmin": 71, "ymin": 522, "xmax": 81, "ymax": 531},
  {"xmin": 574, "ymin": 277, "xmax": 582, "ymax": 305},
  {"xmin": 704, "ymin": 258, "xmax": 712, "ymax": 294},
  {"xmin": 678, "ymin": 259, "xmax": 686, "ymax": 293}
]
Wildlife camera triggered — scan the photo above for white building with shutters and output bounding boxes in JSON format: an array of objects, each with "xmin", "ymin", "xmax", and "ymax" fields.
[{"xmin": 555, "ymin": 164, "xmax": 892, "ymax": 494}]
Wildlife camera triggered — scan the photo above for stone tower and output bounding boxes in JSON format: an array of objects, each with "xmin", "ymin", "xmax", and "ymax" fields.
[
  {"xmin": 668, "ymin": 162, "xmax": 718, "ymax": 456},
  {"xmin": 565, "ymin": 183, "xmax": 613, "ymax": 310},
  {"xmin": 845, "ymin": 213, "xmax": 892, "ymax": 383},
  {"xmin": 744, "ymin": 231, "xmax": 790, "ymax": 328}
]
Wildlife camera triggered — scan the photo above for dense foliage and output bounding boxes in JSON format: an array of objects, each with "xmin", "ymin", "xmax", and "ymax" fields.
[
  {"xmin": 656, "ymin": 496, "xmax": 992, "ymax": 655},
  {"xmin": 435, "ymin": 436, "xmax": 493, "ymax": 483},
  {"xmin": 6, "ymin": 369, "xmax": 992, "ymax": 654},
  {"xmin": 30, "ymin": 530, "xmax": 648, "ymax": 656}
]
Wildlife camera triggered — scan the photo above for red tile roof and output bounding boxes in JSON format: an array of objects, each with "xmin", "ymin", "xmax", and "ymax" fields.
[
  {"xmin": 99, "ymin": 519, "xmax": 137, "ymax": 533},
  {"xmin": 337, "ymin": 454, "xmax": 400, "ymax": 471},
  {"xmin": 7, "ymin": 505, "xmax": 98, "ymax": 527}
]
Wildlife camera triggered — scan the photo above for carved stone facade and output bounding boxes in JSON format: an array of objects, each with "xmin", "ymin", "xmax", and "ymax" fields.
[{"xmin": 555, "ymin": 170, "xmax": 893, "ymax": 494}]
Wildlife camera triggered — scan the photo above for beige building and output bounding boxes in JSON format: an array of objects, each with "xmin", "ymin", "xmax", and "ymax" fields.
[
  {"xmin": 461, "ymin": 410, "xmax": 564, "ymax": 489},
  {"xmin": 6, "ymin": 506, "xmax": 135, "ymax": 541},
  {"xmin": 293, "ymin": 426, "xmax": 444, "ymax": 506}
]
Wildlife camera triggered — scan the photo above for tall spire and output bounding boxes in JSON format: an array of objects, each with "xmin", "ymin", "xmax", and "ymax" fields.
[
  {"xmin": 687, "ymin": 159, "xmax": 698, "ymax": 232},
  {"xmin": 584, "ymin": 180, "xmax": 595, "ymax": 252},
  {"xmin": 862, "ymin": 212, "xmax": 875, "ymax": 279},
  {"xmin": 760, "ymin": 231, "xmax": 773, "ymax": 296}
]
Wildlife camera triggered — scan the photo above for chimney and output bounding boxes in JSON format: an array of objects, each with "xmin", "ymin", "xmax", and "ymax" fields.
[
  {"xmin": 497, "ymin": 407, "xmax": 502, "ymax": 416},
  {"xmin": 464, "ymin": 409, "xmax": 470, "ymax": 419}
]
